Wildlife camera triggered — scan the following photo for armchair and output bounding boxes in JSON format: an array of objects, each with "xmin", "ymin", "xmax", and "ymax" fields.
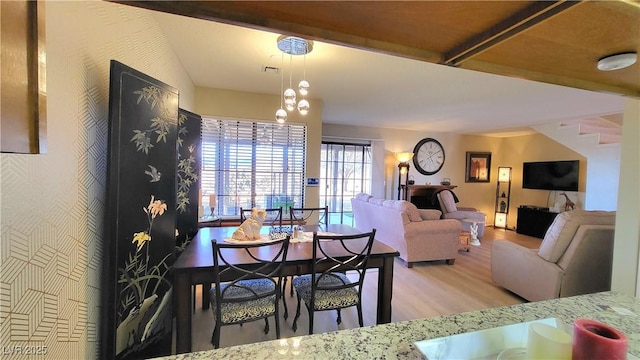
[
  {"xmin": 491, "ymin": 210, "xmax": 616, "ymax": 302},
  {"xmin": 436, "ymin": 190, "xmax": 486, "ymax": 238}
]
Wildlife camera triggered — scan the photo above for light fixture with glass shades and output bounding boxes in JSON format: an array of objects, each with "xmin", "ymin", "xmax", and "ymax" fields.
[
  {"xmin": 275, "ymin": 53, "xmax": 287, "ymax": 124},
  {"xmin": 494, "ymin": 166, "xmax": 512, "ymax": 229},
  {"xmin": 274, "ymin": 35, "xmax": 313, "ymax": 123},
  {"xmin": 396, "ymin": 152, "xmax": 414, "ymax": 200}
]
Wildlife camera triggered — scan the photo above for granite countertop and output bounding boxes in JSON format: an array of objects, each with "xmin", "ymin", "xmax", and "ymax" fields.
[{"xmin": 156, "ymin": 291, "xmax": 639, "ymax": 360}]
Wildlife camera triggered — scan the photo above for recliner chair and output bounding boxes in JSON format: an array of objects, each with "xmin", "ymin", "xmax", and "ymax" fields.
[
  {"xmin": 436, "ymin": 190, "xmax": 486, "ymax": 238},
  {"xmin": 491, "ymin": 210, "xmax": 616, "ymax": 302}
]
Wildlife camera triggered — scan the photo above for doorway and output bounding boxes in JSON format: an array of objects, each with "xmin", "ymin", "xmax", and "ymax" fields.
[{"xmin": 320, "ymin": 142, "xmax": 372, "ymax": 226}]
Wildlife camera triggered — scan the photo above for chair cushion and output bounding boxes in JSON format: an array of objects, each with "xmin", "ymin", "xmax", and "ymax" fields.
[
  {"xmin": 209, "ymin": 279, "xmax": 277, "ymax": 324},
  {"xmin": 538, "ymin": 210, "xmax": 616, "ymax": 262},
  {"xmin": 437, "ymin": 191, "xmax": 457, "ymax": 213},
  {"xmin": 419, "ymin": 209, "xmax": 442, "ymax": 220},
  {"xmin": 292, "ymin": 273, "xmax": 358, "ymax": 311}
]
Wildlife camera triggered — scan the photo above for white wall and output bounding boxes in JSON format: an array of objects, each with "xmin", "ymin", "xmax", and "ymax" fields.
[
  {"xmin": 612, "ymin": 99, "xmax": 640, "ymax": 296},
  {"xmin": 0, "ymin": 2, "xmax": 194, "ymax": 358},
  {"xmin": 584, "ymin": 155, "xmax": 620, "ymax": 211}
]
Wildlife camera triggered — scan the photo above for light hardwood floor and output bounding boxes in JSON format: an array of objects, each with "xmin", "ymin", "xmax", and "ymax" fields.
[{"xmin": 187, "ymin": 227, "xmax": 541, "ymax": 351}]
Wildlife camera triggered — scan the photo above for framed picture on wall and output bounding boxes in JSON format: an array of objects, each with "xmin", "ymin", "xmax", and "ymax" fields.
[{"xmin": 465, "ymin": 152, "xmax": 491, "ymax": 182}]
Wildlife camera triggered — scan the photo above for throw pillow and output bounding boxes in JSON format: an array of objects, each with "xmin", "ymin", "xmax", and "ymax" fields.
[
  {"xmin": 418, "ymin": 209, "xmax": 442, "ymax": 220},
  {"xmin": 382, "ymin": 199, "xmax": 395, "ymax": 208},
  {"xmin": 388, "ymin": 200, "xmax": 422, "ymax": 222}
]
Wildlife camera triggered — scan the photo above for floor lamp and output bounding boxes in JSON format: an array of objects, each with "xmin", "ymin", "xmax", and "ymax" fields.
[{"xmin": 396, "ymin": 152, "xmax": 413, "ymax": 200}]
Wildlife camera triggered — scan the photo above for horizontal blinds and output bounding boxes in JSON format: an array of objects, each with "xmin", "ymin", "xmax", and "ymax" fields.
[{"xmin": 201, "ymin": 118, "xmax": 306, "ymax": 217}]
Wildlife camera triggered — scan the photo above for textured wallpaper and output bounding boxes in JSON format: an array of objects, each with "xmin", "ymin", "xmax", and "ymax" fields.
[{"xmin": 0, "ymin": 2, "xmax": 194, "ymax": 358}]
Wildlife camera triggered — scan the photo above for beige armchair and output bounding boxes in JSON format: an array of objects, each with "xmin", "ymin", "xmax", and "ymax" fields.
[
  {"xmin": 436, "ymin": 190, "xmax": 486, "ymax": 238},
  {"xmin": 491, "ymin": 210, "xmax": 616, "ymax": 302}
]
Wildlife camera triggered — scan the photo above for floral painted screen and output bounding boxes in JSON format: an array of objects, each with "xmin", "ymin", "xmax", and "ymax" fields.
[
  {"xmin": 103, "ymin": 60, "xmax": 179, "ymax": 360},
  {"xmin": 175, "ymin": 108, "xmax": 201, "ymax": 253}
]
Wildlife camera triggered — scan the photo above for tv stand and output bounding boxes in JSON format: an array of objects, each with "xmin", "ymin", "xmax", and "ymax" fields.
[{"xmin": 516, "ymin": 206, "xmax": 559, "ymax": 238}]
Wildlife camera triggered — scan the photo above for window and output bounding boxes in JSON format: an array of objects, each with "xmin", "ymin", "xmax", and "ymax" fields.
[
  {"xmin": 320, "ymin": 142, "xmax": 372, "ymax": 225},
  {"xmin": 201, "ymin": 118, "xmax": 306, "ymax": 217}
]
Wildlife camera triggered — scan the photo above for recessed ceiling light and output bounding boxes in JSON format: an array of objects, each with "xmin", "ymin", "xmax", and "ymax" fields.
[{"xmin": 597, "ymin": 52, "xmax": 637, "ymax": 71}]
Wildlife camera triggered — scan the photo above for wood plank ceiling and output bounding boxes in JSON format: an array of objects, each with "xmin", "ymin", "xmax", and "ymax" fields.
[{"xmin": 116, "ymin": 0, "xmax": 640, "ymax": 98}]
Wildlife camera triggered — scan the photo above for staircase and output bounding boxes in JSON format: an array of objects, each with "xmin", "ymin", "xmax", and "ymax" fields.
[
  {"xmin": 531, "ymin": 113, "xmax": 622, "ymax": 211},
  {"xmin": 531, "ymin": 114, "xmax": 622, "ymax": 159}
]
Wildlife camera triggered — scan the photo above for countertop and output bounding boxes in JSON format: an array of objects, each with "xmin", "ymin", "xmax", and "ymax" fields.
[{"xmin": 156, "ymin": 291, "xmax": 638, "ymax": 359}]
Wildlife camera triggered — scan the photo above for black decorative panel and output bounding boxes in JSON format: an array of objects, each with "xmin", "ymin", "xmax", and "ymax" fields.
[
  {"xmin": 175, "ymin": 108, "xmax": 201, "ymax": 253},
  {"xmin": 103, "ymin": 60, "xmax": 179, "ymax": 360}
]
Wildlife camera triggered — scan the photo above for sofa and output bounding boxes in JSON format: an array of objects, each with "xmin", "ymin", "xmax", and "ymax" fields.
[
  {"xmin": 351, "ymin": 193, "xmax": 461, "ymax": 267},
  {"xmin": 491, "ymin": 210, "xmax": 616, "ymax": 302}
]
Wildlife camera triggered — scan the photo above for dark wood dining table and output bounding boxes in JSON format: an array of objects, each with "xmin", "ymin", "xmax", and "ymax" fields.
[{"xmin": 172, "ymin": 223, "xmax": 400, "ymax": 354}]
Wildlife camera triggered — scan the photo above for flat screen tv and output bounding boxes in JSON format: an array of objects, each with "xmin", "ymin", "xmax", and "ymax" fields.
[{"xmin": 522, "ymin": 160, "xmax": 579, "ymax": 191}]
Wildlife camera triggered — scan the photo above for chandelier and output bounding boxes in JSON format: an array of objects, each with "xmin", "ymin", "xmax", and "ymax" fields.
[{"xmin": 275, "ymin": 35, "xmax": 313, "ymax": 123}]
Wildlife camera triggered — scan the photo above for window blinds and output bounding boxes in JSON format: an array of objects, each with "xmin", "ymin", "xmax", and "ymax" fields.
[{"xmin": 201, "ymin": 118, "xmax": 307, "ymax": 217}]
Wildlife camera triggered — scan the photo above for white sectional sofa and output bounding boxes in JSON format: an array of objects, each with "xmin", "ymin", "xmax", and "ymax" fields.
[{"xmin": 351, "ymin": 193, "xmax": 461, "ymax": 267}]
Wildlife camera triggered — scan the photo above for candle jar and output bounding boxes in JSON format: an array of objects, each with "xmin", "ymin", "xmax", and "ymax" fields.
[
  {"xmin": 572, "ymin": 318, "xmax": 627, "ymax": 360},
  {"xmin": 527, "ymin": 323, "xmax": 572, "ymax": 360}
]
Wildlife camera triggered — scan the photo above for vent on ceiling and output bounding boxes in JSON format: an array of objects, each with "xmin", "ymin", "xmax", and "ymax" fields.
[{"xmin": 261, "ymin": 65, "xmax": 280, "ymax": 74}]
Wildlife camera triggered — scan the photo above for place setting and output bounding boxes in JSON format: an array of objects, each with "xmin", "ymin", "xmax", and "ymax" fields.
[{"xmin": 223, "ymin": 225, "xmax": 342, "ymax": 244}]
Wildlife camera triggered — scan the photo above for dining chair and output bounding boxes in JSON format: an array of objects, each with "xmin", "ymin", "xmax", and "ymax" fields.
[
  {"xmin": 289, "ymin": 206, "xmax": 329, "ymax": 228},
  {"xmin": 209, "ymin": 236, "xmax": 290, "ymax": 348},
  {"xmin": 291, "ymin": 229, "xmax": 376, "ymax": 334},
  {"xmin": 283, "ymin": 206, "xmax": 330, "ymax": 301},
  {"xmin": 240, "ymin": 207, "xmax": 283, "ymax": 227}
]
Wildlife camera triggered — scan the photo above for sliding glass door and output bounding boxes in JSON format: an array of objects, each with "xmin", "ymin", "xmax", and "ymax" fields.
[{"xmin": 320, "ymin": 142, "xmax": 372, "ymax": 225}]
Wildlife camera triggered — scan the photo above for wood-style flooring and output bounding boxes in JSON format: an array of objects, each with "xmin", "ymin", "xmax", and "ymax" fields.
[{"xmin": 186, "ymin": 227, "xmax": 541, "ymax": 351}]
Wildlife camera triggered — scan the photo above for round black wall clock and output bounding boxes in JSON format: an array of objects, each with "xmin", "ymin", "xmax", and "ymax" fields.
[{"xmin": 412, "ymin": 138, "xmax": 445, "ymax": 175}]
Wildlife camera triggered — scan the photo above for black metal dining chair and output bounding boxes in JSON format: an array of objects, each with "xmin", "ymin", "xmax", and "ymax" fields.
[
  {"xmin": 240, "ymin": 207, "xmax": 283, "ymax": 227},
  {"xmin": 291, "ymin": 229, "xmax": 376, "ymax": 334},
  {"xmin": 283, "ymin": 206, "xmax": 330, "ymax": 301},
  {"xmin": 209, "ymin": 236, "xmax": 290, "ymax": 348},
  {"xmin": 289, "ymin": 206, "xmax": 329, "ymax": 228}
]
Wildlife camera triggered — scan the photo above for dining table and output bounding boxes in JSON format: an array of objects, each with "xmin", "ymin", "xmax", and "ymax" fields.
[{"xmin": 172, "ymin": 223, "xmax": 400, "ymax": 354}]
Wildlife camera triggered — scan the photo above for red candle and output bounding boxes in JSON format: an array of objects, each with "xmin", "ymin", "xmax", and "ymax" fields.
[{"xmin": 572, "ymin": 318, "xmax": 627, "ymax": 360}]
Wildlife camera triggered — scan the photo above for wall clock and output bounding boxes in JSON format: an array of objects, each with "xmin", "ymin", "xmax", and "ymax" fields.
[{"xmin": 412, "ymin": 137, "xmax": 445, "ymax": 175}]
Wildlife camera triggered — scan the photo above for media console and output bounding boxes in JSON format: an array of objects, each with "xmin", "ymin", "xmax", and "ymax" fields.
[{"xmin": 516, "ymin": 206, "xmax": 559, "ymax": 238}]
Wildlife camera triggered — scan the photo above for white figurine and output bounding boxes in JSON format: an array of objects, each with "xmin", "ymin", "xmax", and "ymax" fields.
[
  {"xmin": 469, "ymin": 222, "xmax": 481, "ymax": 246},
  {"xmin": 232, "ymin": 208, "xmax": 267, "ymax": 241}
]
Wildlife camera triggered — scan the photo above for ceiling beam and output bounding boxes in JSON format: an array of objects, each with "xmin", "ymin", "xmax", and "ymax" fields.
[
  {"xmin": 459, "ymin": 57, "xmax": 640, "ymax": 98},
  {"xmin": 111, "ymin": 1, "xmax": 443, "ymax": 63},
  {"xmin": 442, "ymin": 0, "xmax": 580, "ymax": 66}
]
